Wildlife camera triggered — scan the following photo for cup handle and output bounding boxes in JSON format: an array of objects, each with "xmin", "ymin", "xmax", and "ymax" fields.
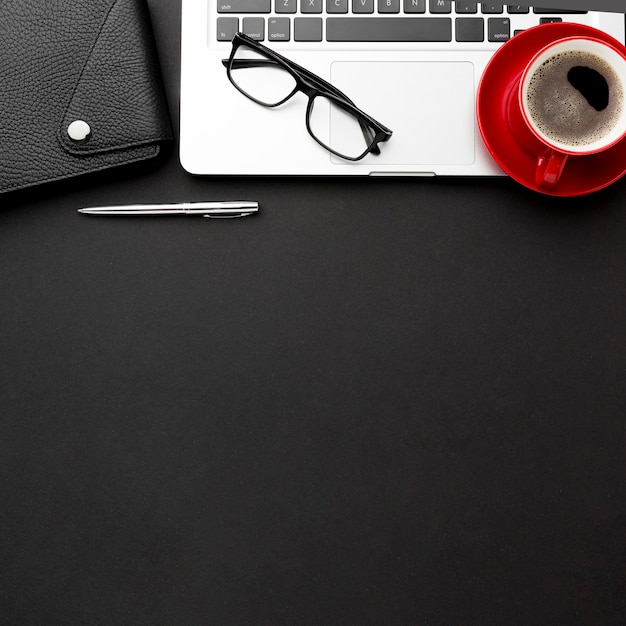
[{"xmin": 536, "ymin": 149, "xmax": 568, "ymax": 188}]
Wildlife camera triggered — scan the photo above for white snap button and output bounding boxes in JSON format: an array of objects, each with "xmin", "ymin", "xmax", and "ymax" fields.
[{"xmin": 67, "ymin": 120, "xmax": 92, "ymax": 143}]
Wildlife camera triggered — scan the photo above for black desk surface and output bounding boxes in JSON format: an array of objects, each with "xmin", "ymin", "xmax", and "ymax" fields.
[{"xmin": 1, "ymin": 2, "xmax": 625, "ymax": 624}]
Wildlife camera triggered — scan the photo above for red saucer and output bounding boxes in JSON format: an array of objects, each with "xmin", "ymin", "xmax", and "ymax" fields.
[{"xmin": 477, "ymin": 23, "xmax": 626, "ymax": 197}]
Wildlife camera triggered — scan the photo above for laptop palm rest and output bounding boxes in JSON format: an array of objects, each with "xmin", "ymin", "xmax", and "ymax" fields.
[{"xmin": 329, "ymin": 61, "xmax": 476, "ymax": 167}]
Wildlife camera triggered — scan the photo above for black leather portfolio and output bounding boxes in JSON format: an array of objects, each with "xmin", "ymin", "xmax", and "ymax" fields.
[{"xmin": 0, "ymin": 0, "xmax": 172, "ymax": 195}]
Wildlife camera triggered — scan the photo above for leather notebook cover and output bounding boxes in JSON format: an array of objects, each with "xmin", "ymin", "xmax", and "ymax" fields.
[{"xmin": 0, "ymin": 0, "xmax": 173, "ymax": 195}]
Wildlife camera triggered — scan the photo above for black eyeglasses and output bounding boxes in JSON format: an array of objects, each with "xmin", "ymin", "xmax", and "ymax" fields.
[{"xmin": 222, "ymin": 33, "xmax": 393, "ymax": 162}]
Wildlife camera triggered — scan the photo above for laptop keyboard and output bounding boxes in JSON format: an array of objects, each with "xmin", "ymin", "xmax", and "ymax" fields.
[{"xmin": 215, "ymin": 3, "xmax": 587, "ymax": 44}]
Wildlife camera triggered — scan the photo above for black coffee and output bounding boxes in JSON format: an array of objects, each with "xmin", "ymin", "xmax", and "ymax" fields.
[
  {"xmin": 567, "ymin": 65, "xmax": 608, "ymax": 111},
  {"xmin": 526, "ymin": 50, "xmax": 624, "ymax": 147}
]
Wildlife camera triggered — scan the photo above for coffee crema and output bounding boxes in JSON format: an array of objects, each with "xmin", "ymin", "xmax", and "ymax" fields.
[{"xmin": 526, "ymin": 50, "xmax": 624, "ymax": 147}]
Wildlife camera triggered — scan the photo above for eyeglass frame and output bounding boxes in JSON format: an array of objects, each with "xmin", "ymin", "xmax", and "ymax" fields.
[{"xmin": 222, "ymin": 33, "xmax": 393, "ymax": 162}]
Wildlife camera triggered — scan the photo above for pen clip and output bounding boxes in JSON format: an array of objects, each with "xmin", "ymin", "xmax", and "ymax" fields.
[{"xmin": 203, "ymin": 211, "xmax": 255, "ymax": 219}]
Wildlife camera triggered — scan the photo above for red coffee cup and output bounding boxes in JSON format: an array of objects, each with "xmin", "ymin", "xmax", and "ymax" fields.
[{"xmin": 509, "ymin": 35, "xmax": 626, "ymax": 189}]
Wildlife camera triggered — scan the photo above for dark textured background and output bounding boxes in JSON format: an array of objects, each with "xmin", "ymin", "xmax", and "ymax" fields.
[{"xmin": 1, "ymin": 2, "xmax": 625, "ymax": 624}]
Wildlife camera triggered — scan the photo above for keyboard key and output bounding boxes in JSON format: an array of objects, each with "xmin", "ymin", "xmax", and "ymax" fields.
[
  {"xmin": 276, "ymin": 0, "xmax": 297, "ymax": 12},
  {"xmin": 455, "ymin": 17, "xmax": 483, "ymax": 41},
  {"xmin": 217, "ymin": 16, "xmax": 239, "ymax": 40},
  {"xmin": 301, "ymin": 0, "xmax": 323, "ymax": 12},
  {"xmin": 378, "ymin": 0, "xmax": 400, "ymax": 14},
  {"xmin": 487, "ymin": 16, "xmax": 509, "ymax": 41},
  {"xmin": 353, "ymin": 0, "xmax": 375, "ymax": 13},
  {"xmin": 532, "ymin": 7, "xmax": 586, "ymax": 13},
  {"xmin": 217, "ymin": 0, "xmax": 270, "ymax": 12},
  {"xmin": 268, "ymin": 17, "xmax": 291, "ymax": 40},
  {"xmin": 403, "ymin": 0, "xmax": 425, "ymax": 13},
  {"xmin": 506, "ymin": 4, "xmax": 529, "ymax": 13},
  {"xmin": 455, "ymin": 1, "xmax": 478, "ymax": 14},
  {"xmin": 540, "ymin": 17, "xmax": 562, "ymax": 23},
  {"xmin": 326, "ymin": 17, "xmax": 452, "ymax": 41},
  {"xmin": 242, "ymin": 16, "xmax": 265, "ymax": 39},
  {"xmin": 481, "ymin": 3, "xmax": 503, "ymax": 13},
  {"xmin": 327, "ymin": 0, "xmax": 348, "ymax": 12},
  {"xmin": 294, "ymin": 17, "xmax": 323, "ymax": 40},
  {"xmin": 429, "ymin": 0, "xmax": 451, "ymax": 13}
]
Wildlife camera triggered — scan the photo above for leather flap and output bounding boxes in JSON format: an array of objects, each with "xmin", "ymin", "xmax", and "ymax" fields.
[{"xmin": 60, "ymin": 0, "xmax": 172, "ymax": 156}]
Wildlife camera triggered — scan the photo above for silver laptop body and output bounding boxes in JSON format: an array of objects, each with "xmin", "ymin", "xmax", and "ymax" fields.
[{"xmin": 180, "ymin": 1, "xmax": 625, "ymax": 176}]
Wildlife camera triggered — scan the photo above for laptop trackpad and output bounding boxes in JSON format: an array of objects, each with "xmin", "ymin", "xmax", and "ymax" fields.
[{"xmin": 329, "ymin": 61, "xmax": 475, "ymax": 166}]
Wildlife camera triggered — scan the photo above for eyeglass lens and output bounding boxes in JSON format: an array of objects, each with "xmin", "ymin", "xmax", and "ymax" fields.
[
  {"xmin": 308, "ymin": 95, "xmax": 377, "ymax": 160},
  {"xmin": 229, "ymin": 45, "xmax": 297, "ymax": 106}
]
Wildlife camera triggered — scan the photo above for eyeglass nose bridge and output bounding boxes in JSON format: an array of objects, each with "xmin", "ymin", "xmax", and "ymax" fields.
[{"xmin": 297, "ymin": 75, "xmax": 322, "ymax": 100}]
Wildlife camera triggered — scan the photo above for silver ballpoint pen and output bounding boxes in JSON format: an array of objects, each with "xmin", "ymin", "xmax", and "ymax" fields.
[{"xmin": 78, "ymin": 201, "xmax": 259, "ymax": 218}]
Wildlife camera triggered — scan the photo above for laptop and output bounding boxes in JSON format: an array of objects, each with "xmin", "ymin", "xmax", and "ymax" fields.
[{"xmin": 180, "ymin": 1, "xmax": 625, "ymax": 176}]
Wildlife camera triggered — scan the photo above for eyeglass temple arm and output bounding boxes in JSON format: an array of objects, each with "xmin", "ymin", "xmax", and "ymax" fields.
[{"xmin": 224, "ymin": 58, "xmax": 381, "ymax": 153}]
